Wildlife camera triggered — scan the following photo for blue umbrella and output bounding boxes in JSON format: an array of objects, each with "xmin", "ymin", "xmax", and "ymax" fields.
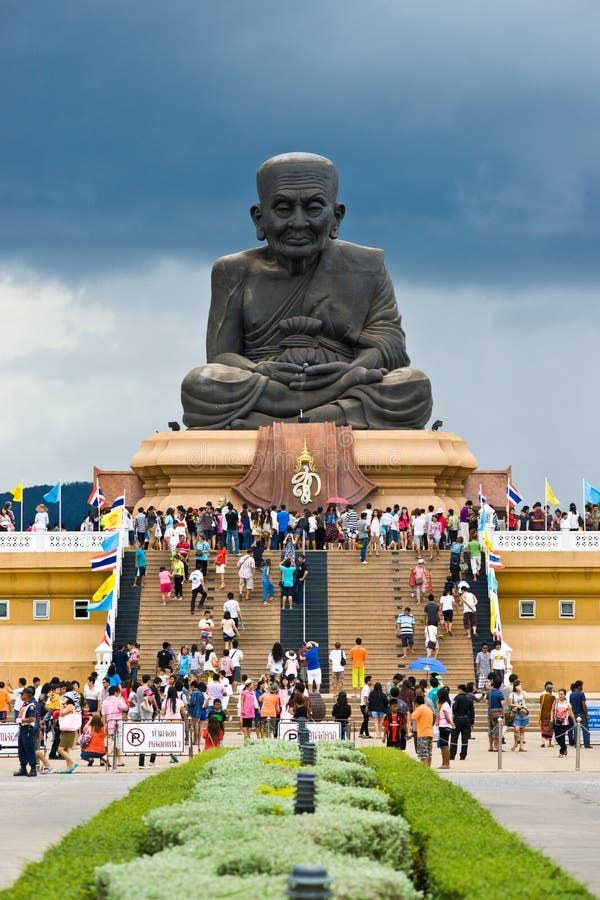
[{"xmin": 407, "ymin": 657, "xmax": 447, "ymax": 674}]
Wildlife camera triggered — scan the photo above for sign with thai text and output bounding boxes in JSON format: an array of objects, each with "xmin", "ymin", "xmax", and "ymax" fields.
[{"xmin": 278, "ymin": 721, "xmax": 341, "ymax": 742}]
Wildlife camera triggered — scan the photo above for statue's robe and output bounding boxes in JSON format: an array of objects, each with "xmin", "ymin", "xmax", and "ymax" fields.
[{"xmin": 181, "ymin": 240, "xmax": 432, "ymax": 429}]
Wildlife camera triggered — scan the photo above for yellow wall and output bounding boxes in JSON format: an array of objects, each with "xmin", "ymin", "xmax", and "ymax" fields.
[
  {"xmin": 497, "ymin": 551, "xmax": 600, "ymax": 690},
  {"xmin": 0, "ymin": 552, "xmax": 108, "ymax": 685}
]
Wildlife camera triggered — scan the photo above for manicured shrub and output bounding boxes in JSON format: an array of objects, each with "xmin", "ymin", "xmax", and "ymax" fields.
[
  {"xmin": 96, "ymin": 845, "xmax": 420, "ymax": 900},
  {"xmin": 1, "ymin": 749, "xmax": 228, "ymax": 900},
  {"xmin": 363, "ymin": 748, "xmax": 592, "ymax": 899}
]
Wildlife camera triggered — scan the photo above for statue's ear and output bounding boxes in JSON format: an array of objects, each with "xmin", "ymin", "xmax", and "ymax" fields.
[
  {"xmin": 250, "ymin": 204, "xmax": 266, "ymax": 241},
  {"xmin": 330, "ymin": 202, "xmax": 346, "ymax": 240}
]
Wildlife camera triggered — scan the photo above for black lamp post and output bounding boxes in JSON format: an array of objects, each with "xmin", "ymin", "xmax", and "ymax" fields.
[
  {"xmin": 287, "ymin": 864, "xmax": 332, "ymax": 898},
  {"xmin": 294, "ymin": 771, "xmax": 316, "ymax": 814}
]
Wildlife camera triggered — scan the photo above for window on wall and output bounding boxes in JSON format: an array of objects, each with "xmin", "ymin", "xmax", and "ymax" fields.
[
  {"xmin": 0, "ymin": 600, "xmax": 9, "ymax": 620},
  {"xmin": 74, "ymin": 600, "xmax": 89, "ymax": 620},
  {"xmin": 559, "ymin": 600, "xmax": 575, "ymax": 619},
  {"xmin": 519, "ymin": 600, "xmax": 536, "ymax": 619},
  {"xmin": 33, "ymin": 600, "xmax": 50, "ymax": 620}
]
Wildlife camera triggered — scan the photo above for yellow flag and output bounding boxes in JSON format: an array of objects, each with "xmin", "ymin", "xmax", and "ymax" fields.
[
  {"xmin": 92, "ymin": 573, "xmax": 115, "ymax": 603},
  {"xmin": 9, "ymin": 482, "xmax": 23, "ymax": 503},
  {"xmin": 101, "ymin": 507, "xmax": 123, "ymax": 530},
  {"xmin": 545, "ymin": 478, "xmax": 560, "ymax": 507},
  {"xmin": 484, "ymin": 530, "xmax": 494, "ymax": 553}
]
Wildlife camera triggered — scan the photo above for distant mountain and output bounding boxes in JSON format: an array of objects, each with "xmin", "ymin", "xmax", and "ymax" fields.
[{"xmin": 0, "ymin": 482, "xmax": 93, "ymax": 531}]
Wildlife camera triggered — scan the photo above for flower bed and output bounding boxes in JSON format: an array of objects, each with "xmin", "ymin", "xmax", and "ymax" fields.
[
  {"xmin": 363, "ymin": 748, "xmax": 593, "ymax": 899},
  {"xmin": 96, "ymin": 740, "xmax": 419, "ymax": 899}
]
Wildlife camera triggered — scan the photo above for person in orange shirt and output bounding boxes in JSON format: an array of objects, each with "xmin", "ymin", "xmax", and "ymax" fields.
[
  {"xmin": 411, "ymin": 695, "xmax": 434, "ymax": 767},
  {"xmin": 259, "ymin": 683, "xmax": 281, "ymax": 736},
  {"xmin": 0, "ymin": 681, "xmax": 11, "ymax": 722},
  {"xmin": 347, "ymin": 637, "xmax": 368, "ymax": 696}
]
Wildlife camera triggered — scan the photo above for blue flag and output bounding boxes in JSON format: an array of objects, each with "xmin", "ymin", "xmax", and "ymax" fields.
[
  {"xmin": 101, "ymin": 532, "xmax": 120, "ymax": 553},
  {"xmin": 43, "ymin": 481, "xmax": 61, "ymax": 504},
  {"xmin": 584, "ymin": 480, "xmax": 600, "ymax": 505},
  {"xmin": 87, "ymin": 590, "xmax": 113, "ymax": 613}
]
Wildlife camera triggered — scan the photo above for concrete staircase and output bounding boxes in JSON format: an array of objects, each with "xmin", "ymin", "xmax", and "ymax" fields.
[
  {"xmin": 133, "ymin": 550, "xmax": 279, "ymax": 680},
  {"xmin": 327, "ymin": 550, "xmax": 476, "ymax": 688}
]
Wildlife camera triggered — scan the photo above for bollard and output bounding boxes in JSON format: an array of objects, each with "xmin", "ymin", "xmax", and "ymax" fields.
[
  {"xmin": 575, "ymin": 717, "xmax": 582, "ymax": 771},
  {"xmin": 287, "ymin": 864, "xmax": 332, "ymax": 898},
  {"xmin": 300, "ymin": 741, "xmax": 317, "ymax": 767},
  {"xmin": 294, "ymin": 771, "xmax": 316, "ymax": 814},
  {"xmin": 297, "ymin": 717, "xmax": 310, "ymax": 747},
  {"xmin": 497, "ymin": 716, "xmax": 503, "ymax": 771}
]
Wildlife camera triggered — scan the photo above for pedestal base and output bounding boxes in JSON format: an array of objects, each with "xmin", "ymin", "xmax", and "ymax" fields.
[{"xmin": 130, "ymin": 428, "xmax": 477, "ymax": 511}]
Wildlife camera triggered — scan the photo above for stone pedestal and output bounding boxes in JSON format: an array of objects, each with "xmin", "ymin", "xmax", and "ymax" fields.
[{"xmin": 130, "ymin": 427, "xmax": 477, "ymax": 511}]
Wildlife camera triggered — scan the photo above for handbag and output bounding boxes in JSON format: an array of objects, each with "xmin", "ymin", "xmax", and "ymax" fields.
[
  {"xmin": 60, "ymin": 711, "xmax": 82, "ymax": 732},
  {"xmin": 427, "ymin": 641, "xmax": 437, "ymax": 650},
  {"xmin": 340, "ymin": 653, "xmax": 346, "ymax": 667},
  {"xmin": 79, "ymin": 731, "xmax": 92, "ymax": 748}
]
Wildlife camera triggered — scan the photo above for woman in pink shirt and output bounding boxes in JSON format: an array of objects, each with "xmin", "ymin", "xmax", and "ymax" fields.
[
  {"xmin": 435, "ymin": 687, "xmax": 454, "ymax": 770},
  {"xmin": 428, "ymin": 515, "xmax": 442, "ymax": 560},
  {"xmin": 240, "ymin": 681, "xmax": 258, "ymax": 739}
]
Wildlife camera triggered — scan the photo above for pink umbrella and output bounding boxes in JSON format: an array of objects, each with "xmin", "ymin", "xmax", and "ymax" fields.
[{"xmin": 326, "ymin": 496, "xmax": 349, "ymax": 505}]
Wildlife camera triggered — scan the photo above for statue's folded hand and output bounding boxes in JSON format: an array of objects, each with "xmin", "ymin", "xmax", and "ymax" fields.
[
  {"xmin": 289, "ymin": 362, "xmax": 384, "ymax": 392},
  {"xmin": 254, "ymin": 360, "xmax": 304, "ymax": 384}
]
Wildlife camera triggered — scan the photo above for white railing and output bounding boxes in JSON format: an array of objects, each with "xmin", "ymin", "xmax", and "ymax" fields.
[
  {"xmin": 493, "ymin": 531, "xmax": 600, "ymax": 552},
  {"xmin": 0, "ymin": 531, "xmax": 107, "ymax": 552}
]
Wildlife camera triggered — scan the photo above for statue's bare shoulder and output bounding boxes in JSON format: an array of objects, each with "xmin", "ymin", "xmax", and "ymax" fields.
[{"xmin": 212, "ymin": 247, "xmax": 271, "ymax": 283}]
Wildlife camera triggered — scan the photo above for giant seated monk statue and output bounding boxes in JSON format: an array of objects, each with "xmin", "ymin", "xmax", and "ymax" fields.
[{"xmin": 181, "ymin": 152, "xmax": 432, "ymax": 429}]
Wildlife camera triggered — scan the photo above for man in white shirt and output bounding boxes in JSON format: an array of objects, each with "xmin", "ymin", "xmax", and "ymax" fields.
[
  {"xmin": 329, "ymin": 642, "xmax": 346, "ymax": 691},
  {"xmin": 489, "ymin": 641, "xmax": 507, "ymax": 680},
  {"xmin": 460, "ymin": 586, "xmax": 478, "ymax": 636},
  {"xmin": 412, "ymin": 510, "xmax": 428, "ymax": 553},
  {"xmin": 236, "ymin": 552, "xmax": 256, "ymax": 601},
  {"xmin": 223, "ymin": 592, "xmax": 241, "ymax": 626},
  {"xmin": 381, "ymin": 508, "xmax": 394, "ymax": 549},
  {"xmin": 362, "ymin": 503, "xmax": 373, "ymax": 525},
  {"xmin": 189, "ymin": 569, "xmax": 206, "ymax": 615}
]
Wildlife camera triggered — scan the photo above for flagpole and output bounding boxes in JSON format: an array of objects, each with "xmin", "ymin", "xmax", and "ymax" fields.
[
  {"xmin": 97, "ymin": 480, "xmax": 101, "ymax": 532},
  {"xmin": 20, "ymin": 497, "xmax": 23, "ymax": 533},
  {"xmin": 582, "ymin": 477, "xmax": 586, "ymax": 532},
  {"xmin": 544, "ymin": 478, "xmax": 547, "ymax": 532},
  {"xmin": 58, "ymin": 481, "xmax": 62, "ymax": 532},
  {"xmin": 506, "ymin": 477, "xmax": 510, "ymax": 533}
]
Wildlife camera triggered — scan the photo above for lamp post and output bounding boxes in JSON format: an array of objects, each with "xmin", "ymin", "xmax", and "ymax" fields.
[
  {"xmin": 300, "ymin": 741, "xmax": 317, "ymax": 767},
  {"xmin": 287, "ymin": 864, "xmax": 331, "ymax": 898},
  {"xmin": 294, "ymin": 771, "xmax": 316, "ymax": 814}
]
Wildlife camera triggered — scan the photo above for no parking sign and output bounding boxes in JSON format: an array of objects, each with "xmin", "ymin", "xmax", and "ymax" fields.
[{"xmin": 120, "ymin": 721, "xmax": 185, "ymax": 755}]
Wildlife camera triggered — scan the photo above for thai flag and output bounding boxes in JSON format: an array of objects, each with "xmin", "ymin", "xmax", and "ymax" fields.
[
  {"xmin": 90, "ymin": 549, "xmax": 118, "ymax": 571},
  {"xmin": 87, "ymin": 484, "xmax": 108, "ymax": 510},
  {"xmin": 488, "ymin": 551, "xmax": 504, "ymax": 570},
  {"xmin": 102, "ymin": 610, "xmax": 115, "ymax": 646},
  {"xmin": 111, "ymin": 494, "xmax": 125, "ymax": 509},
  {"xmin": 507, "ymin": 480, "xmax": 523, "ymax": 507}
]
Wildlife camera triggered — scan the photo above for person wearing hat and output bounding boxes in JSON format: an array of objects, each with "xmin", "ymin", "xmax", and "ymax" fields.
[
  {"xmin": 14, "ymin": 687, "xmax": 38, "ymax": 776},
  {"xmin": 409, "ymin": 558, "xmax": 431, "ymax": 604},
  {"xmin": 284, "ymin": 649, "xmax": 298, "ymax": 678},
  {"xmin": 33, "ymin": 504, "xmax": 49, "ymax": 532},
  {"xmin": 461, "ymin": 585, "xmax": 478, "ymax": 636}
]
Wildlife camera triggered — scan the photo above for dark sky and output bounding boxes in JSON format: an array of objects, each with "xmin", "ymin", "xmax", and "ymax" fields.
[{"xmin": 2, "ymin": 0, "xmax": 600, "ymax": 506}]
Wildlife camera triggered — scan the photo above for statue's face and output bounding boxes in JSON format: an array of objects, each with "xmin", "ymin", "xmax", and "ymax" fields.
[{"xmin": 251, "ymin": 165, "xmax": 345, "ymax": 260}]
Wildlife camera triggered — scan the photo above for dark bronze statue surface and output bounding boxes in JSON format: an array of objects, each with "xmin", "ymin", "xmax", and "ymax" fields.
[{"xmin": 182, "ymin": 152, "xmax": 432, "ymax": 429}]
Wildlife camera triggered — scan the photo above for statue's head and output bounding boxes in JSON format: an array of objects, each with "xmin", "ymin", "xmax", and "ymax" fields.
[{"xmin": 251, "ymin": 152, "xmax": 345, "ymax": 261}]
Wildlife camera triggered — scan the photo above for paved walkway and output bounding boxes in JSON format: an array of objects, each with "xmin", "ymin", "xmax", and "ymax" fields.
[
  {"xmin": 446, "ymin": 772, "xmax": 600, "ymax": 897},
  {"xmin": 1, "ymin": 732, "xmax": 598, "ymax": 892}
]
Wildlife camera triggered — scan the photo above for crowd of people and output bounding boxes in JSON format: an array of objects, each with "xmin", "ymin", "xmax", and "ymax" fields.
[{"xmin": 2, "ymin": 644, "xmax": 594, "ymax": 775}]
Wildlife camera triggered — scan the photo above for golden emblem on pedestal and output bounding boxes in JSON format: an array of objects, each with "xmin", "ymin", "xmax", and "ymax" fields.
[{"xmin": 291, "ymin": 440, "xmax": 322, "ymax": 506}]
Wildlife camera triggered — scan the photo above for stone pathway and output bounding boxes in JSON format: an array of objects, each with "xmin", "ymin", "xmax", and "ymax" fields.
[{"xmin": 445, "ymin": 772, "xmax": 600, "ymax": 897}]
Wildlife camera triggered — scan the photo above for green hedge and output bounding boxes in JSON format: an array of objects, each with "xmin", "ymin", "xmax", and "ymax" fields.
[
  {"xmin": 363, "ymin": 748, "xmax": 592, "ymax": 899},
  {"xmin": 1, "ymin": 749, "xmax": 227, "ymax": 900},
  {"xmin": 96, "ymin": 741, "xmax": 419, "ymax": 899}
]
